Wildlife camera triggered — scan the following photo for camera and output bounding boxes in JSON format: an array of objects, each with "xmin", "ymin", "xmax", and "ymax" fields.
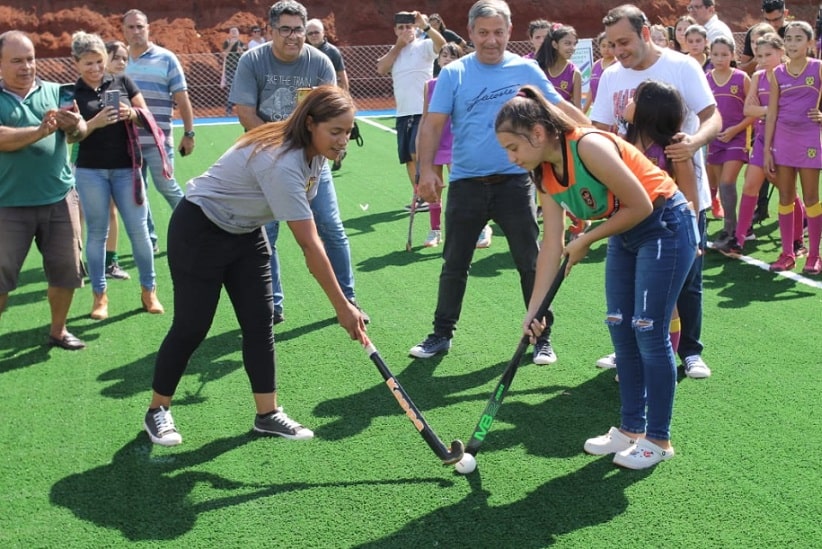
[
  {"xmin": 667, "ymin": 26, "xmax": 675, "ymax": 42},
  {"xmin": 394, "ymin": 12, "xmax": 415, "ymax": 25}
]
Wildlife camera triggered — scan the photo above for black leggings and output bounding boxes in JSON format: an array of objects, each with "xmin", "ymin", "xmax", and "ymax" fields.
[{"xmin": 152, "ymin": 199, "xmax": 276, "ymax": 396}]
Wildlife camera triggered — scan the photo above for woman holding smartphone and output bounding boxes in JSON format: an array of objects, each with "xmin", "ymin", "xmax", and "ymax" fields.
[{"xmin": 70, "ymin": 31, "xmax": 163, "ymax": 320}]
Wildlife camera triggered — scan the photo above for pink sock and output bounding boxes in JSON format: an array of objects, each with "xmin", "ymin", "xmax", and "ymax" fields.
[
  {"xmin": 736, "ymin": 194, "xmax": 757, "ymax": 246},
  {"xmin": 669, "ymin": 330, "xmax": 681, "ymax": 354},
  {"xmin": 807, "ymin": 213, "xmax": 822, "ymax": 258},
  {"xmin": 793, "ymin": 198, "xmax": 806, "ymax": 245},
  {"xmin": 778, "ymin": 207, "xmax": 795, "ymax": 256},
  {"xmin": 429, "ymin": 203, "xmax": 442, "ymax": 231}
]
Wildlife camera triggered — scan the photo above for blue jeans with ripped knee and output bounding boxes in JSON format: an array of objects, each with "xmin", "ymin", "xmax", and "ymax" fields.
[{"xmin": 604, "ymin": 192, "xmax": 698, "ymax": 441}]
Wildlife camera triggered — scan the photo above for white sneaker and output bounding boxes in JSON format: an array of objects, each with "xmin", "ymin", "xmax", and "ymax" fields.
[
  {"xmin": 583, "ymin": 426, "xmax": 637, "ymax": 455},
  {"xmin": 596, "ymin": 353, "xmax": 616, "ymax": 369},
  {"xmin": 613, "ymin": 439, "xmax": 675, "ymax": 469},
  {"xmin": 684, "ymin": 355, "xmax": 711, "ymax": 379},
  {"xmin": 476, "ymin": 225, "xmax": 492, "ymax": 248},
  {"xmin": 423, "ymin": 229, "xmax": 441, "ymax": 248}
]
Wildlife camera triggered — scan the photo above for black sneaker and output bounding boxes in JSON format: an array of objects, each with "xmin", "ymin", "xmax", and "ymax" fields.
[
  {"xmin": 144, "ymin": 406, "xmax": 183, "ymax": 446},
  {"xmin": 717, "ymin": 237, "xmax": 743, "ymax": 258},
  {"xmin": 533, "ymin": 337, "xmax": 557, "ymax": 365},
  {"xmin": 273, "ymin": 311, "xmax": 285, "ymax": 326},
  {"xmin": 794, "ymin": 240, "xmax": 809, "ymax": 258},
  {"xmin": 752, "ymin": 209, "xmax": 769, "ymax": 224},
  {"xmin": 712, "ymin": 230, "xmax": 732, "ymax": 248},
  {"xmin": 403, "ymin": 198, "xmax": 430, "ymax": 213},
  {"xmin": 348, "ymin": 297, "xmax": 370, "ymax": 324},
  {"xmin": 105, "ymin": 262, "xmax": 131, "ymax": 280},
  {"xmin": 253, "ymin": 407, "xmax": 314, "ymax": 440},
  {"xmin": 409, "ymin": 334, "xmax": 451, "ymax": 358}
]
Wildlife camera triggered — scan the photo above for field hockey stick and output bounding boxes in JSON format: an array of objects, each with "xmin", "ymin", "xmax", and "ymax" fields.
[
  {"xmin": 405, "ymin": 172, "xmax": 420, "ymax": 252},
  {"xmin": 465, "ymin": 255, "xmax": 570, "ymax": 457},
  {"xmin": 363, "ymin": 337, "xmax": 465, "ymax": 464},
  {"xmin": 405, "ymin": 191, "xmax": 417, "ymax": 252}
]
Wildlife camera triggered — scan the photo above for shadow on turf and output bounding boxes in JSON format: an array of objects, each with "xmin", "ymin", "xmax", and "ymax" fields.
[
  {"xmin": 97, "ymin": 329, "xmax": 244, "ymax": 400},
  {"xmin": 355, "ymin": 457, "xmax": 652, "ymax": 548},
  {"xmin": 50, "ymin": 433, "xmax": 454, "ymax": 541},
  {"xmin": 349, "ymin": 371, "xmax": 655, "ymax": 547}
]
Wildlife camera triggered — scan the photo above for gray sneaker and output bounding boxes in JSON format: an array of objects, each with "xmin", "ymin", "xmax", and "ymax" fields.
[
  {"xmin": 253, "ymin": 407, "xmax": 314, "ymax": 440},
  {"xmin": 409, "ymin": 334, "xmax": 451, "ymax": 358},
  {"xmin": 144, "ymin": 406, "xmax": 182, "ymax": 446},
  {"xmin": 533, "ymin": 338, "xmax": 557, "ymax": 365},
  {"xmin": 683, "ymin": 355, "xmax": 712, "ymax": 379},
  {"xmin": 105, "ymin": 262, "xmax": 130, "ymax": 280}
]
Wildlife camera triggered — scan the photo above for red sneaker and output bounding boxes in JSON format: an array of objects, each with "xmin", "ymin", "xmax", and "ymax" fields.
[
  {"xmin": 711, "ymin": 196, "xmax": 724, "ymax": 219},
  {"xmin": 769, "ymin": 253, "xmax": 796, "ymax": 272},
  {"xmin": 802, "ymin": 255, "xmax": 822, "ymax": 275}
]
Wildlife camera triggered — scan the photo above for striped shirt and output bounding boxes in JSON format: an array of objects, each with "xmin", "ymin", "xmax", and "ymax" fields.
[{"xmin": 125, "ymin": 44, "xmax": 187, "ymax": 146}]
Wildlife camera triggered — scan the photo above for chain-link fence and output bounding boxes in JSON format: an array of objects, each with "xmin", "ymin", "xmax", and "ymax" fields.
[{"xmin": 35, "ymin": 36, "xmax": 743, "ymax": 118}]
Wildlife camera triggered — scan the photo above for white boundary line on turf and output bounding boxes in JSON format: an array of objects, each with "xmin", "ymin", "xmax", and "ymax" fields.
[
  {"xmin": 357, "ymin": 116, "xmax": 398, "ymax": 135},
  {"xmin": 706, "ymin": 243, "xmax": 822, "ymax": 290},
  {"xmin": 732, "ymin": 253, "xmax": 822, "ymax": 290}
]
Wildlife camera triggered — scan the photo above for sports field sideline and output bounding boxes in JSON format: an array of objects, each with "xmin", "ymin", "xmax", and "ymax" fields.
[{"xmin": 1, "ymin": 119, "xmax": 819, "ymax": 547}]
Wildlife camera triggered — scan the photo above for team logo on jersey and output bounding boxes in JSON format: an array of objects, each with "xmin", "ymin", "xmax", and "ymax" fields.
[
  {"xmin": 806, "ymin": 76, "xmax": 816, "ymax": 86},
  {"xmin": 730, "ymin": 85, "xmax": 739, "ymax": 95},
  {"xmin": 580, "ymin": 188, "xmax": 595, "ymax": 209},
  {"xmin": 808, "ymin": 148, "xmax": 818, "ymax": 159},
  {"xmin": 560, "ymin": 81, "xmax": 569, "ymax": 91},
  {"xmin": 305, "ymin": 176, "xmax": 317, "ymax": 192}
]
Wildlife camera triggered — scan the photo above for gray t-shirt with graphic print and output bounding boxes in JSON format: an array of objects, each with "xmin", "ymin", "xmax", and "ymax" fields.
[
  {"xmin": 186, "ymin": 144, "xmax": 324, "ymax": 234},
  {"xmin": 229, "ymin": 44, "xmax": 336, "ymax": 122}
]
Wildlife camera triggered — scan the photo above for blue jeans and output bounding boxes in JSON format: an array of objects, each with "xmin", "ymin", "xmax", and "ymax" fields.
[
  {"xmin": 264, "ymin": 163, "xmax": 354, "ymax": 314},
  {"xmin": 676, "ymin": 208, "xmax": 707, "ymax": 361},
  {"xmin": 434, "ymin": 174, "xmax": 539, "ymax": 338},
  {"xmin": 140, "ymin": 137, "xmax": 185, "ymax": 246},
  {"xmin": 74, "ymin": 167, "xmax": 156, "ymax": 293},
  {"xmin": 606, "ymin": 193, "xmax": 698, "ymax": 441}
]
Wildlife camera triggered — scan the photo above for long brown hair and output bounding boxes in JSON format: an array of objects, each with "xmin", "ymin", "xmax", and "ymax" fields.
[{"xmin": 236, "ymin": 85, "xmax": 355, "ymax": 158}]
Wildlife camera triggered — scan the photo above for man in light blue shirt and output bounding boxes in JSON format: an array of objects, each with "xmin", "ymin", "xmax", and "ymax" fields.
[{"xmin": 409, "ymin": 0, "xmax": 588, "ymax": 363}]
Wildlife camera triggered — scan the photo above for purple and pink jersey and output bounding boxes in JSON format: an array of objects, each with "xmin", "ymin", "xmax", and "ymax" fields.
[
  {"xmin": 426, "ymin": 78, "xmax": 453, "ymax": 166},
  {"xmin": 707, "ymin": 68, "xmax": 749, "ymax": 164},
  {"xmin": 748, "ymin": 69, "xmax": 771, "ymax": 168},
  {"xmin": 642, "ymin": 142, "xmax": 670, "ymax": 174},
  {"xmin": 772, "ymin": 58, "xmax": 822, "ymax": 169},
  {"xmin": 589, "ymin": 59, "xmax": 607, "ymax": 107},
  {"xmin": 546, "ymin": 62, "xmax": 577, "ymax": 103}
]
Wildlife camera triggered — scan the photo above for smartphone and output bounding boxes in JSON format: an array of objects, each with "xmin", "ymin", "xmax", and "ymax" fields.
[
  {"xmin": 394, "ymin": 12, "xmax": 415, "ymax": 25},
  {"xmin": 104, "ymin": 89, "xmax": 121, "ymax": 111},
  {"xmin": 58, "ymin": 84, "xmax": 75, "ymax": 110},
  {"xmin": 667, "ymin": 26, "xmax": 675, "ymax": 42}
]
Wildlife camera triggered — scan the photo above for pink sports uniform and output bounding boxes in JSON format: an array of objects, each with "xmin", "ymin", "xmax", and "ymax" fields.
[
  {"xmin": 589, "ymin": 59, "xmax": 606, "ymax": 105},
  {"xmin": 707, "ymin": 69, "xmax": 749, "ymax": 164},
  {"xmin": 546, "ymin": 62, "xmax": 577, "ymax": 102},
  {"xmin": 771, "ymin": 58, "xmax": 822, "ymax": 169},
  {"xmin": 748, "ymin": 69, "xmax": 771, "ymax": 168},
  {"xmin": 426, "ymin": 78, "xmax": 453, "ymax": 166}
]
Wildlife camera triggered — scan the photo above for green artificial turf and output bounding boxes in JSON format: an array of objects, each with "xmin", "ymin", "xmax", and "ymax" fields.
[{"xmin": 0, "ymin": 121, "xmax": 820, "ymax": 548}]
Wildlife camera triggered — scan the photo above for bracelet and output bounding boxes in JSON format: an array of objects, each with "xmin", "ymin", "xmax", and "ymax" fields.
[{"xmin": 423, "ymin": 25, "xmax": 431, "ymax": 32}]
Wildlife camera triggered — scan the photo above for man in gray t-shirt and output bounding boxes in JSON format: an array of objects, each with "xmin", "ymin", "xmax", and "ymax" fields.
[{"xmin": 228, "ymin": 0, "xmax": 368, "ymax": 324}]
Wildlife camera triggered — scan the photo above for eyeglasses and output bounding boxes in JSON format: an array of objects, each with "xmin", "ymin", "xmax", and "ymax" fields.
[
  {"xmin": 306, "ymin": 31, "xmax": 321, "ymax": 36},
  {"xmin": 276, "ymin": 26, "xmax": 306, "ymax": 37},
  {"xmin": 763, "ymin": 13, "xmax": 784, "ymax": 23},
  {"xmin": 686, "ymin": 5, "xmax": 705, "ymax": 11},
  {"xmin": 252, "ymin": 29, "xmax": 262, "ymax": 33}
]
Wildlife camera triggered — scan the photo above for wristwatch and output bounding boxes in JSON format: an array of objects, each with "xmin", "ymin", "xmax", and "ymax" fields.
[
  {"xmin": 423, "ymin": 25, "xmax": 431, "ymax": 32},
  {"xmin": 183, "ymin": 130, "xmax": 196, "ymax": 138}
]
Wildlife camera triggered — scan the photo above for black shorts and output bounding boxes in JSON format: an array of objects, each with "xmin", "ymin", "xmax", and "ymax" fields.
[{"xmin": 396, "ymin": 114, "xmax": 422, "ymax": 164}]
